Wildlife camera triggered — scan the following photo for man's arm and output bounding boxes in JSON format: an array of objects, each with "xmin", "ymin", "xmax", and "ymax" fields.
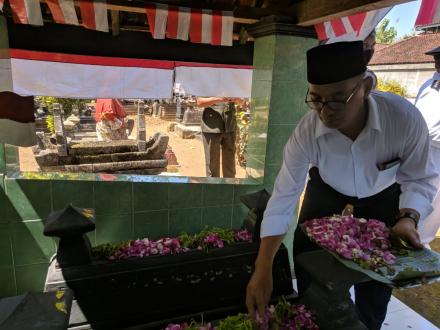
[
  {"xmin": 246, "ymin": 117, "xmax": 312, "ymax": 316},
  {"xmin": 196, "ymin": 97, "xmax": 227, "ymax": 108},
  {"xmin": 395, "ymin": 106, "xmax": 438, "ymax": 248}
]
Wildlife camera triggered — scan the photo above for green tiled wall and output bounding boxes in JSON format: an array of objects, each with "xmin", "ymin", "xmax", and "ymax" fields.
[{"xmin": 0, "ymin": 176, "xmax": 261, "ymax": 297}]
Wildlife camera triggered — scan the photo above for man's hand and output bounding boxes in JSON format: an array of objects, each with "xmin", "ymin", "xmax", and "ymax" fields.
[
  {"xmin": 246, "ymin": 262, "xmax": 273, "ymax": 319},
  {"xmin": 392, "ymin": 218, "xmax": 423, "ymax": 249}
]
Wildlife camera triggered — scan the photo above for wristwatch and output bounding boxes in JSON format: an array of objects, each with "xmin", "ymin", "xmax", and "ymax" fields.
[{"xmin": 394, "ymin": 210, "xmax": 419, "ymax": 228}]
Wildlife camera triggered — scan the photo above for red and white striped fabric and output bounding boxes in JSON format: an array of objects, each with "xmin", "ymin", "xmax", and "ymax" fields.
[
  {"xmin": 415, "ymin": 0, "xmax": 440, "ymax": 27},
  {"xmin": 9, "ymin": 0, "xmax": 43, "ymax": 26},
  {"xmin": 46, "ymin": 0, "xmax": 79, "ymax": 25},
  {"xmin": 315, "ymin": 7, "xmax": 391, "ymax": 43},
  {"xmin": 166, "ymin": 6, "xmax": 190, "ymax": 40},
  {"xmin": 146, "ymin": 4, "xmax": 233, "ymax": 46},
  {"xmin": 190, "ymin": 9, "xmax": 233, "ymax": 46},
  {"xmin": 6, "ymin": 49, "xmax": 174, "ymax": 99},
  {"xmin": 145, "ymin": 4, "xmax": 170, "ymax": 39},
  {"xmin": 79, "ymin": 0, "xmax": 108, "ymax": 32}
]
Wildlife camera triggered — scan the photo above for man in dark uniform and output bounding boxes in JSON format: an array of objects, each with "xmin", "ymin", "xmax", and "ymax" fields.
[
  {"xmin": 197, "ymin": 97, "xmax": 242, "ymax": 178},
  {"xmin": 246, "ymin": 41, "xmax": 437, "ymax": 330}
]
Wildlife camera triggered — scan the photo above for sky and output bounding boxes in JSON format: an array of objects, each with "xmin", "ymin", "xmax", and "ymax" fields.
[{"xmin": 382, "ymin": 0, "xmax": 422, "ymax": 38}]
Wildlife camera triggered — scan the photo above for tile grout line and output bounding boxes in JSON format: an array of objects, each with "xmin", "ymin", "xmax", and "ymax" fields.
[
  {"xmin": 9, "ymin": 230, "xmax": 17, "ymax": 295},
  {"xmin": 131, "ymin": 182, "xmax": 134, "ymax": 239},
  {"xmin": 167, "ymin": 184, "xmax": 170, "ymax": 236},
  {"xmin": 230, "ymin": 187, "xmax": 235, "ymax": 229}
]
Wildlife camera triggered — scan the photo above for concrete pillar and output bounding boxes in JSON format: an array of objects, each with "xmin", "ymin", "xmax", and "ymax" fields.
[
  {"xmin": 137, "ymin": 100, "xmax": 146, "ymax": 151},
  {"xmin": 247, "ymin": 16, "xmax": 317, "ymax": 266},
  {"xmin": 53, "ymin": 103, "xmax": 68, "ymax": 156},
  {"xmin": 0, "ymin": 16, "xmax": 13, "ymax": 92}
]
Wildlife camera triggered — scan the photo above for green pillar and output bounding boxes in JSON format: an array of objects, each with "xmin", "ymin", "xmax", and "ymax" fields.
[
  {"xmin": 0, "ymin": 144, "xmax": 5, "ymax": 173},
  {"xmin": 247, "ymin": 18, "xmax": 317, "ymax": 267}
]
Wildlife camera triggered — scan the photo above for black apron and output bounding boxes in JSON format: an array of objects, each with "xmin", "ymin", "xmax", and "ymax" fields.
[{"xmin": 293, "ymin": 167, "xmax": 400, "ymax": 330}]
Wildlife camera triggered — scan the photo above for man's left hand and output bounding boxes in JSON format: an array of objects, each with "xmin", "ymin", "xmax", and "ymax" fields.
[{"xmin": 391, "ymin": 218, "xmax": 424, "ymax": 249}]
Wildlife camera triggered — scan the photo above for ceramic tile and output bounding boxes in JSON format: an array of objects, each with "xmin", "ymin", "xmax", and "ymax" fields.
[
  {"xmin": 265, "ymin": 124, "xmax": 295, "ymax": 167},
  {"xmin": 5, "ymin": 179, "xmax": 52, "ymax": 220},
  {"xmin": 0, "ymin": 224, "xmax": 12, "ymax": 267},
  {"xmin": 133, "ymin": 183, "xmax": 168, "ymax": 211},
  {"xmin": 15, "ymin": 263, "xmax": 48, "ymax": 294},
  {"xmin": 133, "ymin": 210, "xmax": 169, "ymax": 239},
  {"xmin": 169, "ymin": 184, "xmax": 203, "ymax": 209},
  {"xmin": 169, "ymin": 208, "xmax": 202, "ymax": 236},
  {"xmin": 232, "ymin": 204, "xmax": 249, "ymax": 229},
  {"xmin": 93, "ymin": 181, "xmax": 132, "ymax": 215},
  {"xmin": 52, "ymin": 180, "xmax": 94, "ymax": 210},
  {"xmin": 203, "ymin": 184, "xmax": 233, "ymax": 206},
  {"xmin": 95, "ymin": 213, "xmax": 133, "ymax": 245},
  {"xmin": 269, "ymin": 81, "xmax": 309, "ymax": 125},
  {"xmin": 10, "ymin": 221, "xmax": 56, "ymax": 266},
  {"xmin": 0, "ymin": 267, "xmax": 16, "ymax": 297},
  {"xmin": 202, "ymin": 206, "xmax": 232, "ymax": 229}
]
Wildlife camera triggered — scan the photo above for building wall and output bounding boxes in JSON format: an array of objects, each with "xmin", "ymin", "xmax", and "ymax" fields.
[{"xmin": 369, "ymin": 63, "xmax": 435, "ymax": 98}]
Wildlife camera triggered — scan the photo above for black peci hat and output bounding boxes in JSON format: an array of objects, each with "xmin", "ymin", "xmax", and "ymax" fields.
[
  {"xmin": 307, "ymin": 41, "xmax": 367, "ymax": 85},
  {"xmin": 426, "ymin": 46, "xmax": 440, "ymax": 56}
]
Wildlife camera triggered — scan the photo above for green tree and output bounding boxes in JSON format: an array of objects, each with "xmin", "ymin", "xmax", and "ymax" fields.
[
  {"xmin": 375, "ymin": 18, "xmax": 397, "ymax": 44},
  {"xmin": 399, "ymin": 30, "xmax": 416, "ymax": 41},
  {"xmin": 35, "ymin": 96, "xmax": 92, "ymax": 116}
]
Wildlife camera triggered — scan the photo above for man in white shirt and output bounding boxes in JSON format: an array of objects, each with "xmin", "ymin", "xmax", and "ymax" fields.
[
  {"xmin": 246, "ymin": 41, "xmax": 437, "ymax": 330},
  {"xmin": 415, "ymin": 46, "xmax": 440, "ymax": 246}
]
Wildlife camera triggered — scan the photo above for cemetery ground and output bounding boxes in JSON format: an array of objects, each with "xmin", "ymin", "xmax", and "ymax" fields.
[{"xmin": 18, "ymin": 115, "xmax": 247, "ymax": 178}]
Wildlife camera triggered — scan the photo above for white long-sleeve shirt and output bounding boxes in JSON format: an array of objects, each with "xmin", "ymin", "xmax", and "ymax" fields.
[
  {"xmin": 415, "ymin": 71, "xmax": 440, "ymax": 148},
  {"xmin": 415, "ymin": 71, "xmax": 440, "ymax": 245},
  {"xmin": 261, "ymin": 91, "xmax": 438, "ymax": 238}
]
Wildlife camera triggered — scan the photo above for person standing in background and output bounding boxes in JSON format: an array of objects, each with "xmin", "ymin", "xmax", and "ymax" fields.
[
  {"xmin": 196, "ymin": 97, "xmax": 243, "ymax": 178},
  {"xmin": 95, "ymin": 99, "xmax": 128, "ymax": 141},
  {"xmin": 415, "ymin": 46, "xmax": 440, "ymax": 246}
]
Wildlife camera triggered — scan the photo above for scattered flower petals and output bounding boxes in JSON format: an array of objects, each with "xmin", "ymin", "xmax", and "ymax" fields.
[{"xmin": 303, "ymin": 215, "xmax": 396, "ymax": 273}]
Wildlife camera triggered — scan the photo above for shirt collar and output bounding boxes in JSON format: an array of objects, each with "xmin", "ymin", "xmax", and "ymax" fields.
[{"xmin": 314, "ymin": 94, "xmax": 382, "ymax": 139}]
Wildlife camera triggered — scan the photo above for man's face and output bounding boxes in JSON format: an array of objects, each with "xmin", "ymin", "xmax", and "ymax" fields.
[{"xmin": 307, "ymin": 76, "xmax": 368, "ymax": 129}]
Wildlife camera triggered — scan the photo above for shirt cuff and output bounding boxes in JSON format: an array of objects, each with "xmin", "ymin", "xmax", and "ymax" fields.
[
  {"xmin": 399, "ymin": 191, "xmax": 433, "ymax": 221},
  {"xmin": 260, "ymin": 215, "xmax": 292, "ymax": 238}
]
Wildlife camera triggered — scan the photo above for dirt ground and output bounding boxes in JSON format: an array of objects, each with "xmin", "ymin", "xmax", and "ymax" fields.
[
  {"xmin": 392, "ymin": 238, "xmax": 440, "ymax": 328},
  {"xmin": 18, "ymin": 115, "xmax": 247, "ymax": 178}
]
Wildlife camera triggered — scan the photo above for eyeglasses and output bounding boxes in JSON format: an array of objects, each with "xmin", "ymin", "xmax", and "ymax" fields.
[{"xmin": 305, "ymin": 79, "xmax": 363, "ymax": 111}]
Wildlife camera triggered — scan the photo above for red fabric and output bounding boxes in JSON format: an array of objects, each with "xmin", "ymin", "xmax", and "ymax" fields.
[
  {"xmin": 145, "ymin": 3, "xmax": 156, "ymax": 37},
  {"xmin": 79, "ymin": 0, "xmax": 96, "ymax": 30},
  {"xmin": 415, "ymin": 0, "xmax": 439, "ymax": 26},
  {"xmin": 0, "ymin": 91, "xmax": 35, "ymax": 123},
  {"xmin": 211, "ymin": 10, "xmax": 222, "ymax": 46},
  {"xmin": 190, "ymin": 8, "xmax": 202, "ymax": 43},
  {"xmin": 9, "ymin": 49, "xmax": 175, "ymax": 69},
  {"xmin": 348, "ymin": 12, "xmax": 367, "ymax": 36},
  {"xmin": 166, "ymin": 5, "xmax": 179, "ymax": 39},
  {"xmin": 46, "ymin": 0, "xmax": 66, "ymax": 24},
  {"xmin": 330, "ymin": 18, "xmax": 346, "ymax": 37},
  {"xmin": 9, "ymin": 0, "xmax": 29, "ymax": 24},
  {"xmin": 94, "ymin": 99, "xmax": 126, "ymax": 122},
  {"xmin": 314, "ymin": 22, "xmax": 327, "ymax": 40}
]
